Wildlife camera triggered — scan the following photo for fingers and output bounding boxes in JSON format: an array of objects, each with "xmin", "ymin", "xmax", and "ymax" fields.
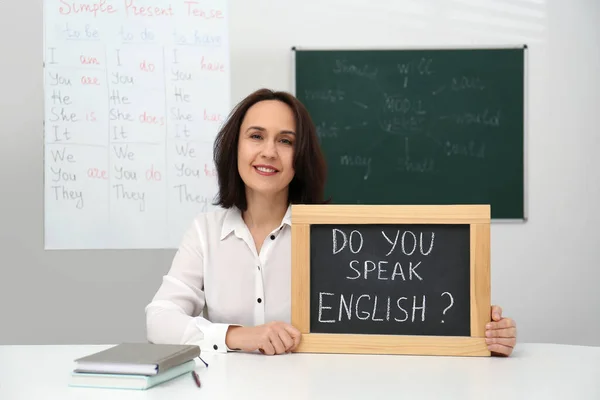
[
  {"xmin": 277, "ymin": 330, "xmax": 295, "ymax": 352},
  {"xmin": 275, "ymin": 323, "xmax": 302, "ymax": 353},
  {"xmin": 491, "ymin": 305, "xmax": 503, "ymax": 321},
  {"xmin": 257, "ymin": 326, "xmax": 278, "ymax": 355},
  {"xmin": 259, "ymin": 340, "xmax": 275, "ymax": 355},
  {"xmin": 257, "ymin": 322, "xmax": 302, "ymax": 355},
  {"xmin": 282, "ymin": 324, "xmax": 302, "ymax": 351},
  {"xmin": 259, "ymin": 324, "xmax": 290, "ymax": 355},
  {"xmin": 485, "ymin": 312, "xmax": 517, "ymax": 356},
  {"xmin": 486, "ymin": 337, "xmax": 516, "ymax": 348},
  {"xmin": 487, "ymin": 343, "xmax": 514, "ymax": 357},
  {"xmin": 486, "ymin": 327, "xmax": 516, "ymax": 338},
  {"xmin": 486, "ymin": 317, "xmax": 516, "ymax": 330},
  {"xmin": 269, "ymin": 333, "xmax": 286, "ymax": 355}
]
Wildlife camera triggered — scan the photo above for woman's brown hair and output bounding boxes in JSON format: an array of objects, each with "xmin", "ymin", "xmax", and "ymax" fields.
[{"xmin": 213, "ymin": 88, "xmax": 327, "ymax": 210}]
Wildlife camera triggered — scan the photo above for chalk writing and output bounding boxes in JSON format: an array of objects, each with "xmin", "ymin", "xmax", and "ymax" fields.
[
  {"xmin": 397, "ymin": 138, "xmax": 435, "ymax": 173},
  {"xmin": 304, "ymin": 89, "xmax": 345, "ymax": 103},
  {"xmin": 379, "ymin": 114, "xmax": 427, "ymax": 134},
  {"xmin": 381, "ymin": 229, "xmax": 435, "ymax": 256},
  {"xmin": 318, "ymin": 292, "xmax": 427, "ymax": 324},
  {"xmin": 383, "ymin": 95, "xmax": 426, "ymax": 115},
  {"xmin": 378, "ymin": 93, "xmax": 428, "ymax": 134},
  {"xmin": 451, "ymin": 76, "xmax": 485, "ymax": 91},
  {"xmin": 439, "ymin": 109, "xmax": 501, "ymax": 127},
  {"xmin": 333, "ymin": 60, "xmax": 377, "ymax": 80},
  {"xmin": 397, "ymin": 58, "xmax": 434, "ymax": 76},
  {"xmin": 395, "ymin": 58, "xmax": 434, "ymax": 88},
  {"xmin": 340, "ymin": 155, "xmax": 371, "ymax": 180},
  {"xmin": 295, "ymin": 48, "xmax": 524, "ymax": 223},
  {"xmin": 316, "ymin": 121, "xmax": 339, "ymax": 139},
  {"xmin": 310, "ymin": 223, "xmax": 470, "ymax": 335},
  {"xmin": 445, "ymin": 140, "xmax": 486, "ymax": 159}
]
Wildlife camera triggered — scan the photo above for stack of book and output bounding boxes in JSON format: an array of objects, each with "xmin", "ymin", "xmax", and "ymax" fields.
[{"xmin": 68, "ymin": 343, "xmax": 200, "ymax": 390}]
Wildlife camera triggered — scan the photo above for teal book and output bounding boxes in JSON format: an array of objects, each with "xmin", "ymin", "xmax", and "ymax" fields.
[{"xmin": 68, "ymin": 359, "xmax": 196, "ymax": 390}]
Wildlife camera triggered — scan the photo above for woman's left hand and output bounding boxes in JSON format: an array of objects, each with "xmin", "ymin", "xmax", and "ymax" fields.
[{"xmin": 485, "ymin": 305, "xmax": 517, "ymax": 357}]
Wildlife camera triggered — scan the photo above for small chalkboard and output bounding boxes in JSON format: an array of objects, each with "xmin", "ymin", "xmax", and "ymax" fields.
[
  {"xmin": 291, "ymin": 204, "xmax": 491, "ymax": 357},
  {"xmin": 310, "ymin": 223, "xmax": 471, "ymax": 336}
]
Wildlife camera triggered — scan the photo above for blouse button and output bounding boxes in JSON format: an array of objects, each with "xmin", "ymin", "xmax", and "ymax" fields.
[
  {"xmin": 257, "ymin": 298, "xmax": 262, "ymax": 303},
  {"xmin": 270, "ymin": 235, "xmax": 275, "ymax": 240},
  {"xmin": 213, "ymin": 345, "xmax": 218, "ymax": 350}
]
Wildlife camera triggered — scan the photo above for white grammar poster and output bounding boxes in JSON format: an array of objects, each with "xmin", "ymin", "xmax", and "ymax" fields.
[{"xmin": 43, "ymin": 0, "xmax": 229, "ymax": 249}]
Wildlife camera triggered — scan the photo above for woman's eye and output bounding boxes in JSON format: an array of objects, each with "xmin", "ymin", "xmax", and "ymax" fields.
[
  {"xmin": 281, "ymin": 138, "xmax": 293, "ymax": 145},
  {"xmin": 250, "ymin": 133, "xmax": 262, "ymax": 139}
]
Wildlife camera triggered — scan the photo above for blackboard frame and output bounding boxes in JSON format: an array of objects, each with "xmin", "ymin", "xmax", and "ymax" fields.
[
  {"xmin": 291, "ymin": 204, "xmax": 491, "ymax": 357},
  {"xmin": 290, "ymin": 45, "xmax": 529, "ymax": 222}
]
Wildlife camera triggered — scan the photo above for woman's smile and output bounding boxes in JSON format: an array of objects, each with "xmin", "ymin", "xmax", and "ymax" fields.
[{"xmin": 254, "ymin": 164, "xmax": 279, "ymax": 176}]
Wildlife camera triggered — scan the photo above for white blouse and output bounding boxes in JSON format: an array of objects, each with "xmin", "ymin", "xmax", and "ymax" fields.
[{"xmin": 145, "ymin": 205, "xmax": 292, "ymax": 353}]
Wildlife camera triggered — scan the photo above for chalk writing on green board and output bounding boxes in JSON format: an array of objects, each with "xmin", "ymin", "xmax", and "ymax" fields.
[{"xmin": 295, "ymin": 48, "xmax": 525, "ymax": 219}]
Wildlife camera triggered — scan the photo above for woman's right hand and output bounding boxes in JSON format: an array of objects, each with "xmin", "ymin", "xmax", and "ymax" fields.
[{"xmin": 225, "ymin": 322, "xmax": 302, "ymax": 355}]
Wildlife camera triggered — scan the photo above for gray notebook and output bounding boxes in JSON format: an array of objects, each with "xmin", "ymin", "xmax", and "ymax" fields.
[{"xmin": 74, "ymin": 343, "xmax": 200, "ymax": 375}]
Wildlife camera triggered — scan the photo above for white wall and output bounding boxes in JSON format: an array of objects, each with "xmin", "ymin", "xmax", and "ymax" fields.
[{"xmin": 0, "ymin": 0, "xmax": 598, "ymax": 346}]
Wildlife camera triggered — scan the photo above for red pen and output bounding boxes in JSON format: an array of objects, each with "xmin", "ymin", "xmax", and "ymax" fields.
[{"xmin": 192, "ymin": 371, "xmax": 201, "ymax": 388}]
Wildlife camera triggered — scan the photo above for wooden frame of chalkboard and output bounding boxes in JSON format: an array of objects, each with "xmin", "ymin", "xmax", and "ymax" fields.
[
  {"xmin": 290, "ymin": 204, "xmax": 491, "ymax": 357},
  {"xmin": 290, "ymin": 45, "xmax": 528, "ymax": 222}
]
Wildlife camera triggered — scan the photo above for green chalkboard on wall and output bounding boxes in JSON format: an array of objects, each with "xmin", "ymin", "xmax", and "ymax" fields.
[{"xmin": 293, "ymin": 46, "xmax": 526, "ymax": 220}]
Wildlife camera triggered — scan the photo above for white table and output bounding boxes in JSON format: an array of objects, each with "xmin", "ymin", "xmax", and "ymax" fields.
[{"xmin": 1, "ymin": 343, "xmax": 599, "ymax": 399}]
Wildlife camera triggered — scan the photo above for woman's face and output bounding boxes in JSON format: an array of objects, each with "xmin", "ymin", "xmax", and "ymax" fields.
[{"xmin": 237, "ymin": 100, "xmax": 296, "ymax": 200}]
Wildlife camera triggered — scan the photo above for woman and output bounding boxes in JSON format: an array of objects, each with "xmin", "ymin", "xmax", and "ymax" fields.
[{"xmin": 145, "ymin": 88, "xmax": 517, "ymax": 356}]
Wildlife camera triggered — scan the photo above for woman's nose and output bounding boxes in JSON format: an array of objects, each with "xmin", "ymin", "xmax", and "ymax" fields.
[{"xmin": 260, "ymin": 140, "xmax": 277, "ymax": 159}]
